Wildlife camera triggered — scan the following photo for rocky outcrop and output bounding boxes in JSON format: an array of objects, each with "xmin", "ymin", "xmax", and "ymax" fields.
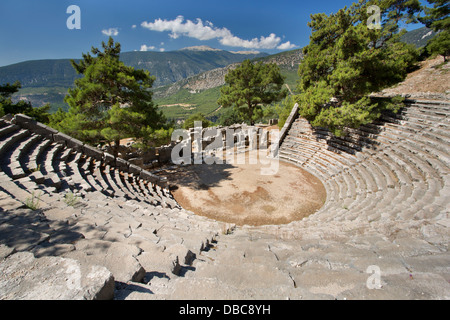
[
  {"xmin": 183, "ymin": 64, "xmax": 238, "ymax": 92},
  {"xmin": 0, "ymin": 251, "xmax": 114, "ymax": 300}
]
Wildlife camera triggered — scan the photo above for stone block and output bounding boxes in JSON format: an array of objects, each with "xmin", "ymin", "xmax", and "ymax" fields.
[
  {"xmin": 158, "ymin": 147, "xmax": 172, "ymax": 163},
  {"xmin": 142, "ymin": 148, "xmax": 157, "ymax": 163},
  {"xmin": 0, "ymin": 252, "xmax": 115, "ymax": 300},
  {"xmin": 129, "ymin": 164, "xmax": 142, "ymax": 175},
  {"xmin": 14, "ymin": 115, "xmax": 58, "ymax": 138},
  {"xmin": 82, "ymin": 144, "xmax": 103, "ymax": 161},
  {"xmin": 53, "ymin": 132, "xmax": 84, "ymax": 151},
  {"xmin": 116, "ymin": 157, "xmax": 129, "ymax": 171},
  {"xmin": 64, "ymin": 239, "xmax": 145, "ymax": 283},
  {"xmin": 103, "ymin": 152, "xmax": 115, "ymax": 165},
  {"xmin": 129, "ymin": 157, "xmax": 144, "ymax": 166}
]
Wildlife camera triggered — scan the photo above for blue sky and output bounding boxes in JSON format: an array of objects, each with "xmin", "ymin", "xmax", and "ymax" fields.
[{"xmin": 0, "ymin": 0, "xmax": 426, "ymax": 67}]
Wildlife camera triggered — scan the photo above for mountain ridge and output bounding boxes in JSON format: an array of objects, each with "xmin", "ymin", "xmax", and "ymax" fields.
[
  {"xmin": 154, "ymin": 48, "xmax": 303, "ymax": 100},
  {"xmin": 0, "ymin": 48, "xmax": 269, "ymax": 90},
  {"xmin": 0, "ymin": 48, "xmax": 268, "ymax": 111},
  {"xmin": 153, "ymin": 48, "xmax": 304, "ymax": 120}
]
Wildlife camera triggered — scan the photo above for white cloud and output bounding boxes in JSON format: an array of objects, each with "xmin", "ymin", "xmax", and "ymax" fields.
[
  {"xmin": 102, "ymin": 28, "xmax": 119, "ymax": 36},
  {"xmin": 159, "ymin": 48, "xmax": 166, "ymax": 52},
  {"xmin": 141, "ymin": 16, "xmax": 297, "ymax": 50},
  {"xmin": 277, "ymin": 41, "xmax": 297, "ymax": 50},
  {"xmin": 132, "ymin": 25, "xmax": 137, "ymax": 29},
  {"xmin": 140, "ymin": 44, "xmax": 156, "ymax": 51},
  {"xmin": 219, "ymin": 33, "xmax": 282, "ymax": 50},
  {"xmin": 142, "ymin": 15, "xmax": 230, "ymax": 41}
]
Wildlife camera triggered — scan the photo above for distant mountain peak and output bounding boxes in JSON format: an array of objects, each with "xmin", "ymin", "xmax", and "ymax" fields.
[{"xmin": 178, "ymin": 45, "xmax": 223, "ymax": 52}]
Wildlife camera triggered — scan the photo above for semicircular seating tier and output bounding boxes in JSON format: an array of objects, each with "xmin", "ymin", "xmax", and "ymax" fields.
[
  {"xmin": 0, "ymin": 114, "xmax": 225, "ymax": 299},
  {"xmin": 0, "ymin": 99, "xmax": 449, "ymax": 300},
  {"xmin": 271, "ymin": 99, "xmax": 449, "ymax": 241}
]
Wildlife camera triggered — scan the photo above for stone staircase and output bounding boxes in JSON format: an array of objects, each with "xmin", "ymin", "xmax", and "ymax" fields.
[{"xmin": 1, "ymin": 98, "xmax": 449, "ymax": 300}]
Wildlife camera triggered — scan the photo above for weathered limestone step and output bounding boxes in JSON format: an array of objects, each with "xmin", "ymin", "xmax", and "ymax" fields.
[
  {"xmin": 81, "ymin": 157, "xmax": 113, "ymax": 196},
  {"xmin": 0, "ymin": 250, "xmax": 114, "ymax": 300},
  {"xmin": 135, "ymin": 178, "xmax": 159, "ymax": 206},
  {"xmin": 8, "ymin": 134, "xmax": 42, "ymax": 179},
  {"xmin": 0, "ymin": 129, "xmax": 30, "ymax": 160},
  {"xmin": 108, "ymin": 168, "xmax": 135, "ymax": 199},
  {"xmin": 25, "ymin": 138, "xmax": 51, "ymax": 176},
  {"xmin": 41, "ymin": 143, "xmax": 64, "ymax": 175},
  {"xmin": 115, "ymin": 170, "xmax": 141, "ymax": 201},
  {"xmin": 137, "ymin": 250, "xmax": 182, "ymax": 279},
  {"xmin": 91, "ymin": 161, "xmax": 116, "ymax": 196},
  {"xmin": 65, "ymin": 153, "xmax": 93, "ymax": 191},
  {"xmin": 0, "ymin": 171, "xmax": 34, "ymax": 202},
  {"xmin": 155, "ymin": 226, "xmax": 217, "ymax": 256},
  {"xmin": 165, "ymin": 265, "xmax": 300, "ymax": 300},
  {"xmin": 99, "ymin": 165, "xmax": 126, "ymax": 198},
  {"xmin": 63, "ymin": 239, "xmax": 145, "ymax": 283},
  {"xmin": 0, "ymin": 123, "xmax": 20, "ymax": 139}
]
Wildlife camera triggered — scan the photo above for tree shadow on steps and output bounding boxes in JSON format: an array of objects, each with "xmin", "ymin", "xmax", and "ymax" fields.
[{"xmin": 157, "ymin": 161, "xmax": 236, "ymax": 191}]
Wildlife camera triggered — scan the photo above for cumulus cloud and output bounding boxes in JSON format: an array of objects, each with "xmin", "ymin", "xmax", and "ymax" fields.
[
  {"xmin": 140, "ymin": 44, "xmax": 156, "ymax": 51},
  {"xmin": 140, "ymin": 44, "xmax": 166, "ymax": 52},
  {"xmin": 219, "ymin": 33, "xmax": 284, "ymax": 50},
  {"xmin": 142, "ymin": 15, "xmax": 229, "ymax": 41},
  {"xmin": 277, "ymin": 41, "xmax": 297, "ymax": 50},
  {"xmin": 102, "ymin": 28, "xmax": 119, "ymax": 36},
  {"xmin": 141, "ymin": 16, "xmax": 297, "ymax": 50}
]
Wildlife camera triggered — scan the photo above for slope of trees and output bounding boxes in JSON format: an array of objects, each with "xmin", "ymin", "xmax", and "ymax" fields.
[
  {"xmin": 0, "ymin": 81, "xmax": 51, "ymax": 123},
  {"xmin": 420, "ymin": 0, "xmax": 450, "ymax": 61},
  {"xmin": 217, "ymin": 60, "xmax": 287, "ymax": 126},
  {"xmin": 295, "ymin": 0, "xmax": 421, "ymax": 136},
  {"xmin": 182, "ymin": 112, "xmax": 213, "ymax": 129}
]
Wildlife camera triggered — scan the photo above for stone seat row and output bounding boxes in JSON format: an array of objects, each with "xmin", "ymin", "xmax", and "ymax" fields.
[
  {"xmin": 0, "ymin": 120, "xmax": 178, "ymax": 210},
  {"xmin": 277, "ymin": 100, "xmax": 449, "ymax": 234},
  {"xmin": 0, "ymin": 115, "xmax": 227, "ymax": 299}
]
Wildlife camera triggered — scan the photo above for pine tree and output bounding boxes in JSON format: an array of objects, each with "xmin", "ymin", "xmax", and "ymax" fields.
[
  {"xmin": 419, "ymin": 0, "xmax": 450, "ymax": 61},
  {"xmin": 183, "ymin": 113, "xmax": 212, "ymax": 130},
  {"xmin": 59, "ymin": 37, "xmax": 167, "ymax": 155},
  {"xmin": 0, "ymin": 81, "xmax": 51, "ymax": 123},
  {"xmin": 296, "ymin": 0, "xmax": 420, "ymax": 136},
  {"xmin": 217, "ymin": 60, "xmax": 287, "ymax": 126}
]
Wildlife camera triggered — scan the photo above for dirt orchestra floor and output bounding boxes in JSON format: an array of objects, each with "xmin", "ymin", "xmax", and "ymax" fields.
[{"xmin": 158, "ymin": 150, "xmax": 327, "ymax": 226}]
